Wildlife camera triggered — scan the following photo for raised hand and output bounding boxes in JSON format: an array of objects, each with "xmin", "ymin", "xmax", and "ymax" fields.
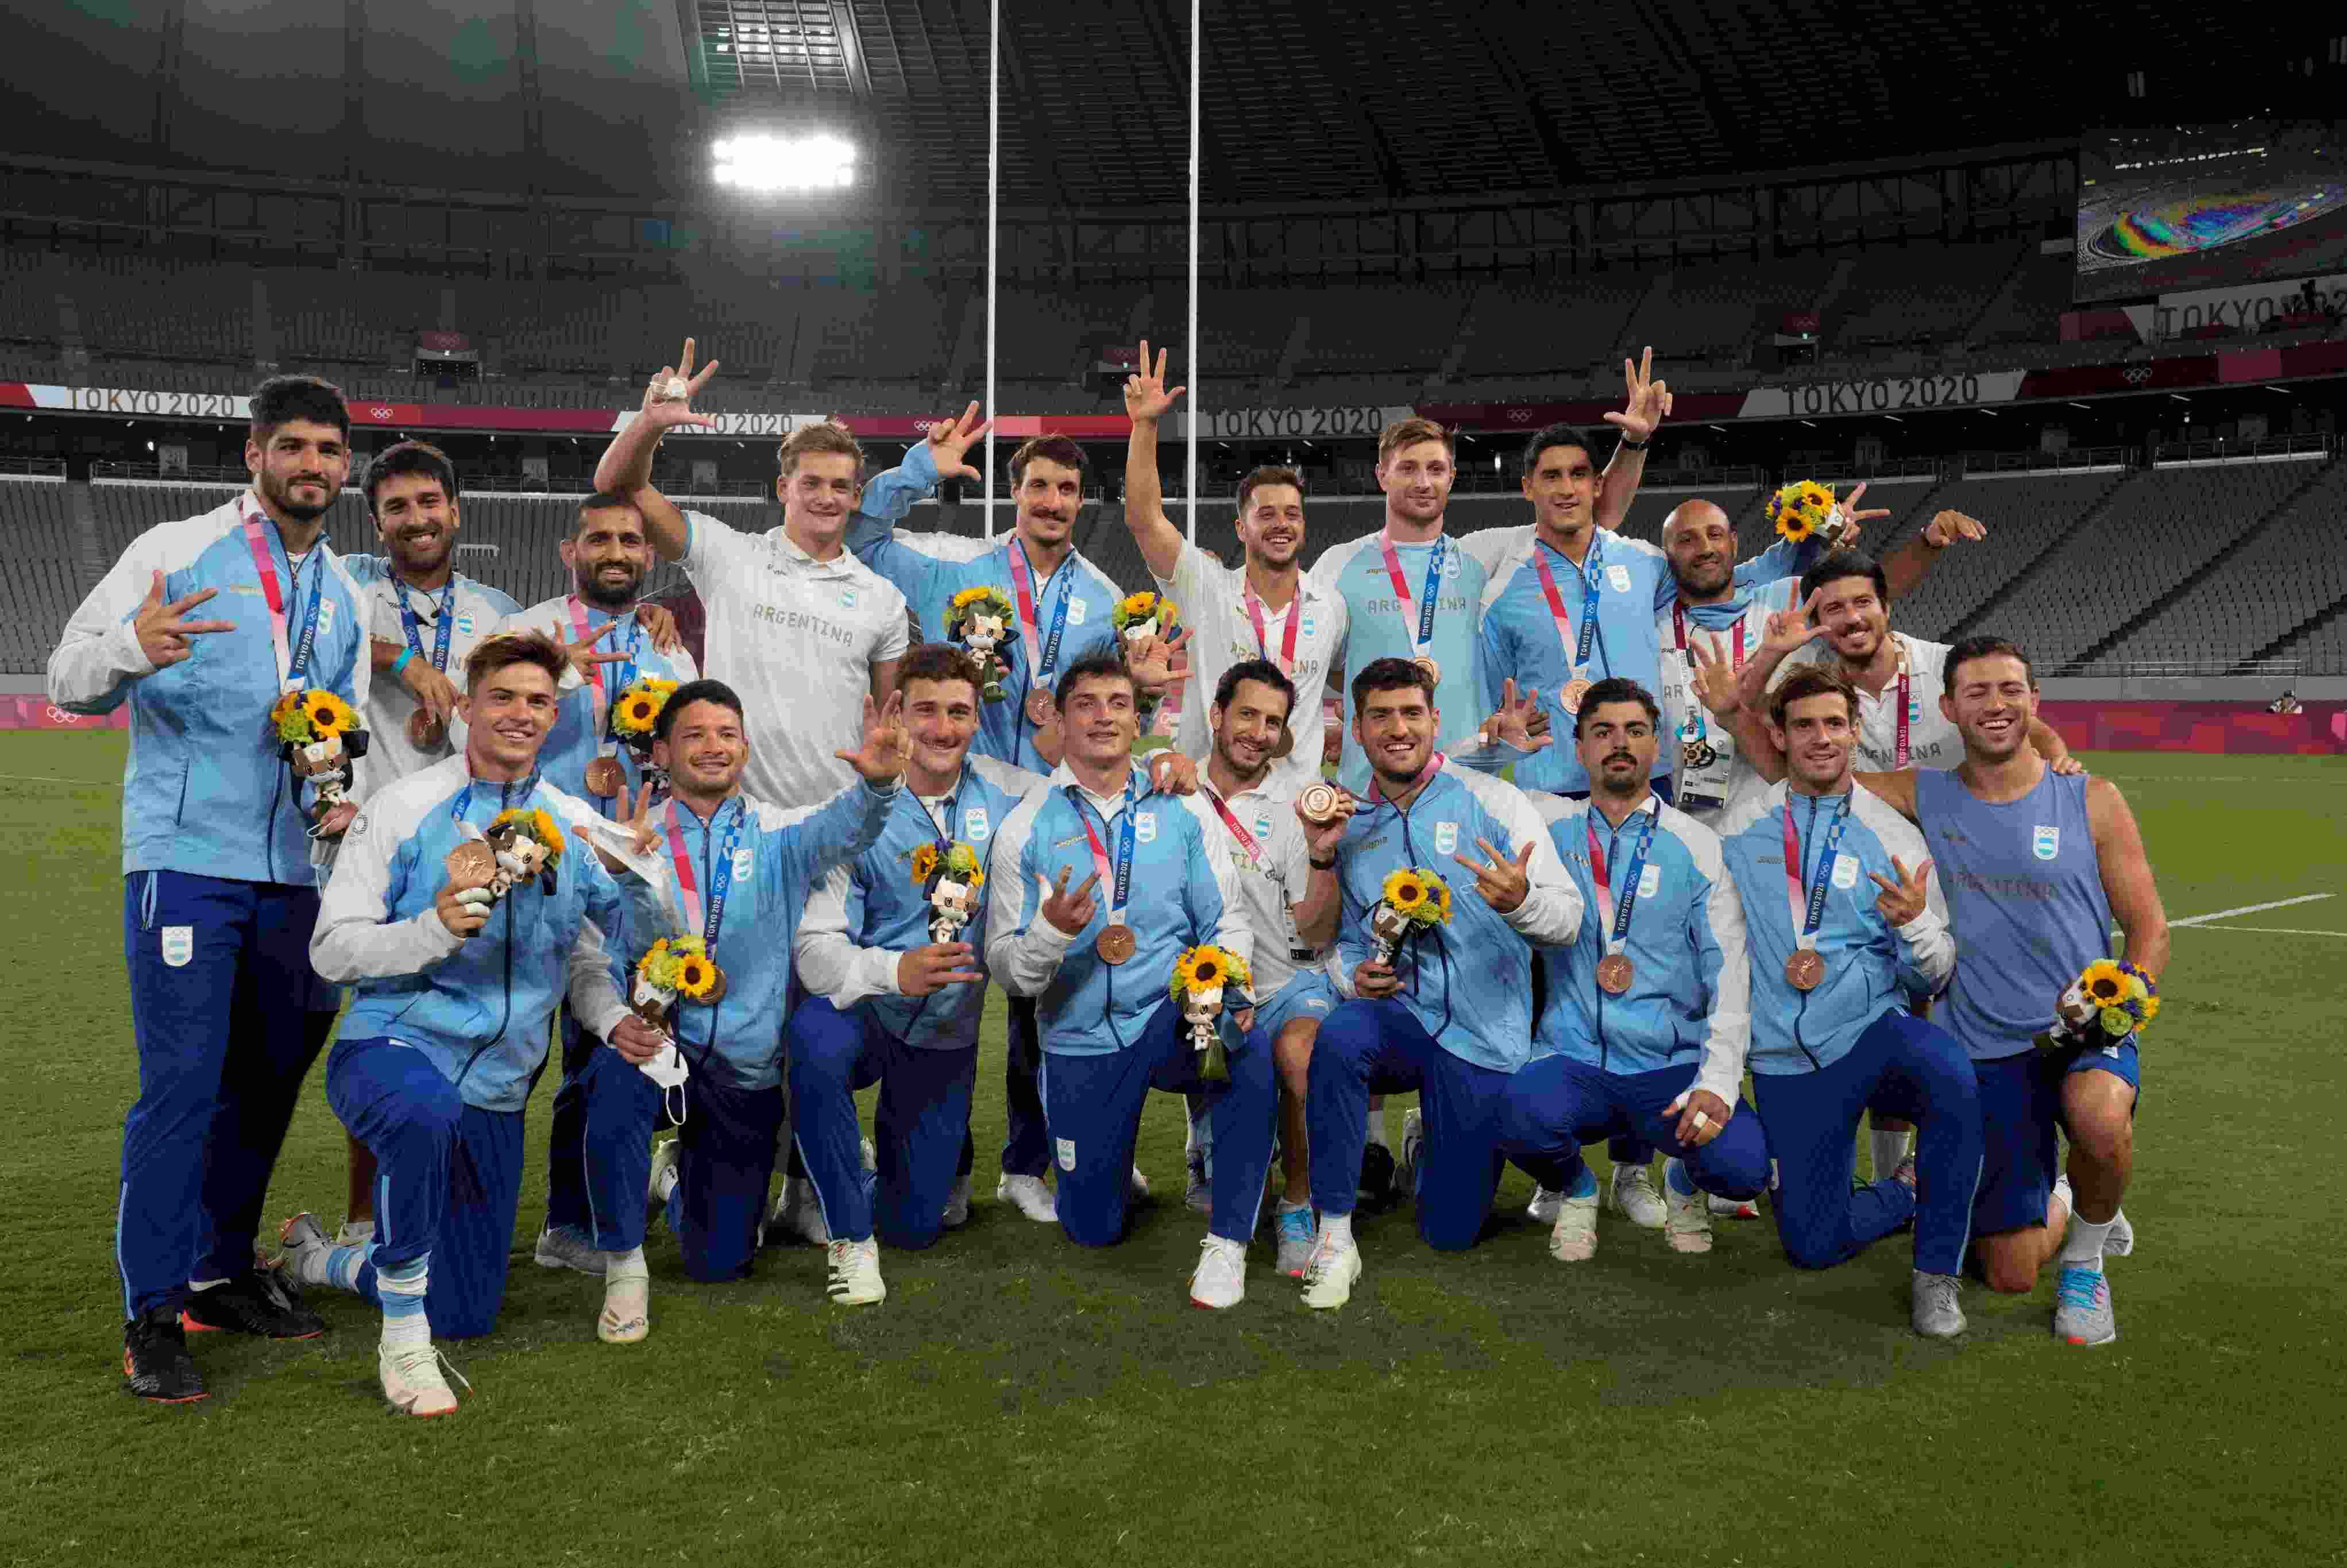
[
  {"xmin": 1296, "ymin": 786, "xmax": 1357, "ymax": 859},
  {"xmin": 925, "ymin": 400, "xmax": 993, "ymax": 485},
  {"xmin": 1479, "ymin": 678, "xmax": 1554, "ymax": 754},
  {"xmin": 636, "ymin": 602, "xmax": 686, "ymax": 655},
  {"xmin": 1923, "ymin": 508, "xmax": 1987, "ymax": 548},
  {"xmin": 836, "ymin": 690, "xmax": 910, "ymax": 784},
  {"xmin": 1688, "ymin": 633, "xmax": 1741, "ymax": 720},
  {"xmin": 1123, "ymin": 339, "xmax": 1187, "ymax": 423},
  {"xmin": 1759, "ymin": 587, "xmax": 1827, "ymax": 658},
  {"xmin": 1126, "ymin": 624, "xmax": 1191, "ymax": 695},
  {"xmin": 434, "ymin": 875, "xmax": 491, "ymax": 939},
  {"xmin": 1835, "ymin": 481, "xmax": 1892, "ymax": 549},
  {"xmin": 1867, "ymin": 854, "xmax": 1934, "ymax": 928},
  {"xmin": 561, "ymin": 617, "xmax": 628, "ymax": 682},
  {"xmin": 133, "ymin": 570, "xmax": 235, "ymax": 670},
  {"xmin": 1147, "ymin": 749, "xmax": 1199, "ymax": 796},
  {"xmin": 1037, "ymin": 864, "xmax": 1101, "ymax": 937},
  {"xmin": 898, "ymin": 941, "xmax": 984, "ymax": 997},
  {"xmin": 1451, "ymin": 836, "xmax": 1536, "ymax": 914},
  {"xmin": 1664, "ymin": 1087, "xmax": 1734, "ymax": 1148},
  {"xmin": 1602, "ymin": 346, "xmax": 1672, "ymax": 443},
  {"xmin": 639, "ymin": 337, "xmax": 720, "ymax": 434}
]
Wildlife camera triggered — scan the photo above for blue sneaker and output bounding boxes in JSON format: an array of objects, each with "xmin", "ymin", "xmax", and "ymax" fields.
[
  {"xmin": 1273, "ymin": 1206, "xmax": 1317, "ymax": 1277},
  {"xmin": 2053, "ymin": 1264, "xmax": 2117, "ymax": 1347}
]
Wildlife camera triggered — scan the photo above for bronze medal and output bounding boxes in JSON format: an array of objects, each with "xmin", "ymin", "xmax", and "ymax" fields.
[
  {"xmin": 698, "ymin": 963, "xmax": 729, "ymax": 1006},
  {"xmin": 1412, "ymin": 654, "xmax": 1441, "ymax": 686},
  {"xmin": 1784, "ymin": 948, "xmax": 1825, "ymax": 992},
  {"xmin": 1561, "ymin": 678, "xmax": 1593, "ymax": 715},
  {"xmin": 407, "ymin": 708, "xmax": 445, "ymax": 750},
  {"xmin": 1296, "ymin": 782, "xmax": 1344, "ymax": 826},
  {"xmin": 1024, "ymin": 689, "xmax": 1056, "ymax": 729},
  {"xmin": 1095, "ymin": 924, "xmax": 1136, "ymax": 965},
  {"xmin": 1271, "ymin": 724, "xmax": 1295, "ymax": 760},
  {"xmin": 585, "ymin": 755, "xmax": 625, "ymax": 797},
  {"xmin": 445, "ymin": 841, "xmax": 497, "ymax": 889},
  {"xmin": 1595, "ymin": 953, "xmax": 1635, "ymax": 994}
]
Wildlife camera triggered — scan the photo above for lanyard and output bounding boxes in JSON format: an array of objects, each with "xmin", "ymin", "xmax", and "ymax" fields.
[
  {"xmin": 1376, "ymin": 532, "xmax": 1447, "ymax": 666},
  {"xmin": 1781, "ymin": 791, "xmax": 1852, "ymax": 953},
  {"xmin": 1586, "ymin": 799, "xmax": 1659, "ymax": 957},
  {"xmin": 1007, "ymin": 538, "xmax": 1074, "ymax": 684},
  {"xmin": 1367, "ymin": 751, "xmax": 1446, "ymax": 805},
  {"xmin": 397, "ymin": 576, "xmax": 458, "ymax": 674},
  {"xmin": 1242, "ymin": 581, "xmax": 1302, "ymax": 677},
  {"xmin": 1532, "ymin": 538, "xmax": 1603, "ymax": 679},
  {"xmin": 1203, "ymin": 786, "xmax": 1267, "ymax": 872},
  {"xmin": 237, "ymin": 493, "xmax": 324, "ymax": 693},
  {"xmin": 907, "ymin": 783, "xmax": 959, "ymax": 851},
  {"xmin": 1891, "ymin": 644, "xmax": 1912, "ymax": 770},
  {"xmin": 1672, "ymin": 601, "xmax": 1749, "ymax": 742},
  {"xmin": 565, "ymin": 597, "xmax": 641, "ymax": 751},
  {"xmin": 1070, "ymin": 775, "xmax": 1137, "ymax": 928},
  {"xmin": 665, "ymin": 798, "xmax": 744, "ymax": 948}
]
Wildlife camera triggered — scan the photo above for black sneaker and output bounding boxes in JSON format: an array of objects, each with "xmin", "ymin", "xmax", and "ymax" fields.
[
  {"xmin": 1358, "ymin": 1142, "xmax": 1397, "ymax": 1210},
  {"xmin": 123, "ymin": 1307, "xmax": 207, "ymax": 1403},
  {"xmin": 180, "ymin": 1266, "xmax": 326, "ymax": 1340}
]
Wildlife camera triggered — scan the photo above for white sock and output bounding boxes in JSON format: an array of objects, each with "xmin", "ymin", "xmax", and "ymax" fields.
[
  {"xmin": 1322, "ymin": 1212, "xmax": 1354, "ymax": 1247},
  {"xmin": 2061, "ymin": 1212, "xmax": 2114, "ymax": 1269},
  {"xmin": 603, "ymin": 1245, "xmax": 647, "ymax": 1281},
  {"xmin": 378, "ymin": 1258, "xmax": 431, "ymax": 1351},
  {"xmin": 1363, "ymin": 1109, "xmax": 1389, "ymax": 1150},
  {"xmin": 1276, "ymin": 1197, "xmax": 1310, "ymax": 1215},
  {"xmin": 1870, "ymin": 1128, "xmax": 1911, "ymax": 1180}
]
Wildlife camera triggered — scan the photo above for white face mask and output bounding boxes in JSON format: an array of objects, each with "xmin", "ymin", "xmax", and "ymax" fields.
[{"xmin": 637, "ymin": 1041, "xmax": 690, "ymax": 1126}]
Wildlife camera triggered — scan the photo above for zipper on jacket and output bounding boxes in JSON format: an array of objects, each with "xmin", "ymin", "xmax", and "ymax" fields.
[{"xmin": 452, "ymin": 777, "xmax": 519, "ymax": 1096}]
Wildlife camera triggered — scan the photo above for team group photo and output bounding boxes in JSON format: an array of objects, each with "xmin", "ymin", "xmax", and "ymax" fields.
[{"xmin": 2, "ymin": 4, "xmax": 2340, "ymax": 1566}]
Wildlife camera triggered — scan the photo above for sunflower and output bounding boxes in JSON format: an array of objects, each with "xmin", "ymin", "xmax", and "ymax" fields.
[
  {"xmin": 531, "ymin": 809, "xmax": 566, "ymax": 864},
  {"xmin": 303, "ymin": 690, "xmax": 353, "ymax": 736},
  {"xmin": 674, "ymin": 952, "xmax": 716, "ymax": 1000},
  {"xmin": 613, "ymin": 692, "xmax": 661, "ymax": 735},
  {"xmin": 910, "ymin": 843, "xmax": 941, "ymax": 884},
  {"xmin": 2080, "ymin": 960, "xmax": 2129, "ymax": 1006},
  {"xmin": 2136, "ymin": 994, "xmax": 2160, "ymax": 1026},
  {"xmin": 1120, "ymin": 592, "xmax": 1156, "ymax": 619},
  {"xmin": 1381, "ymin": 869, "xmax": 1429, "ymax": 912},
  {"xmin": 951, "ymin": 586, "xmax": 992, "ymax": 611},
  {"xmin": 1775, "ymin": 511, "xmax": 1815, "ymax": 544}
]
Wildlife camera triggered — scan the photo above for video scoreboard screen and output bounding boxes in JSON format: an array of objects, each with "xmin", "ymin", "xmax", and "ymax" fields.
[{"xmin": 2076, "ymin": 121, "xmax": 2347, "ymax": 303}]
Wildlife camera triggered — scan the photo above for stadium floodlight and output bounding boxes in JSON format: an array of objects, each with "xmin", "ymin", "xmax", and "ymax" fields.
[{"xmin": 713, "ymin": 134, "xmax": 856, "ymax": 192}]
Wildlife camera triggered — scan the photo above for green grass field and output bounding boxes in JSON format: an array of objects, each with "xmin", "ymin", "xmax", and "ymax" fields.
[{"xmin": 3, "ymin": 735, "xmax": 2343, "ymax": 1567}]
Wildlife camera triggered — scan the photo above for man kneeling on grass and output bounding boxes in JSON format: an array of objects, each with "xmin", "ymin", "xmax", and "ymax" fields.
[{"xmin": 276, "ymin": 632, "xmax": 634, "ymax": 1416}]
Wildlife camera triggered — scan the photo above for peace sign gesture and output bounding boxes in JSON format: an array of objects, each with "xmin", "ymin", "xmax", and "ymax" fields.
[
  {"xmin": 560, "ymin": 617, "xmax": 630, "ymax": 682},
  {"xmin": 1038, "ymin": 864, "xmax": 1102, "ymax": 936},
  {"xmin": 1451, "ymin": 836, "xmax": 1537, "ymax": 914},
  {"xmin": 924, "ymin": 400, "xmax": 993, "ymax": 485},
  {"xmin": 1477, "ymin": 678, "xmax": 1553, "ymax": 754},
  {"xmin": 133, "ymin": 570, "xmax": 236, "ymax": 670},
  {"xmin": 640, "ymin": 337, "xmax": 719, "ymax": 433},
  {"xmin": 1124, "ymin": 339, "xmax": 1187, "ymax": 423},
  {"xmin": 1686, "ymin": 632, "xmax": 1741, "ymax": 720},
  {"xmin": 1868, "ymin": 855, "xmax": 1934, "ymax": 929},
  {"xmin": 1833, "ymin": 481, "xmax": 1892, "ymax": 550},
  {"xmin": 586, "ymin": 781, "xmax": 664, "ymax": 875},
  {"xmin": 1603, "ymin": 346, "xmax": 1672, "ymax": 444}
]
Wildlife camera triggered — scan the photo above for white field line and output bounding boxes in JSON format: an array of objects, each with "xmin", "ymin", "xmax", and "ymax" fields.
[
  {"xmin": 2170, "ymin": 894, "xmax": 2336, "ymax": 929},
  {"xmin": 2184, "ymin": 925, "xmax": 2347, "ymax": 937}
]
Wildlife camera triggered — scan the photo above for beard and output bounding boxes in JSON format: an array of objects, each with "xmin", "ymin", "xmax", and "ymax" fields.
[
  {"xmin": 575, "ymin": 562, "xmax": 642, "ymax": 610},
  {"xmin": 1673, "ymin": 559, "xmax": 1733, "ymax": 599},
  {"xmin": 260, "ymin": 466, "xmax": 335, "ymax": 524}
]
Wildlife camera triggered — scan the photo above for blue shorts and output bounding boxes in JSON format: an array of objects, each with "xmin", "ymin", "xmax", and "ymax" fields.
[
  {"xmin": 1971, "ymin": 1043, "xmax": 2140, "ymax": 1234},
  {"xmin": 1256, "ymin": 971, "xmax": 1336, "ymax": 1041}
]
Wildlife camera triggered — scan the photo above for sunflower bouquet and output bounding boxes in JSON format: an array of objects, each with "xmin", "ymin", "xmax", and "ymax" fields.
[
  {"xmin": 1765, "ymin": 479, "xmax": 1847, "ymax": 547},
  {"xmin": 1169, "ymin": 944, "xmax": 1253, "ymax": 1082},
  {"xmin": 481, "ymin": 806, "xmax": 565, "ymax": 897},
  {"xmin": 910, "ymin": 841, "xmax": 987, "ymax": 941},
  {"xmin": 2036, "ymin": 958, "xmax": 2160, "ymax": 1056},
  {"xmin": 627, "ymin": 936, "xmax": 717, "ymax": 1100},
  {"xmin": 1111, "ymin": 590, "xmax": 1178, "ymax": 648},
  {"xmin": 1369, "ymin": 867, "xmax": 1454, "ymax": 965},
  {"xmin": 608, "ymin": 674, "xmax": 681, "ymax": 793},
  {"xmin": 271, "ymin": 688, "xmax": 369, "ymax": 829},
  {"xmin": 945, "ymin": 585, "xmax": 1017, "ymax": 701}
]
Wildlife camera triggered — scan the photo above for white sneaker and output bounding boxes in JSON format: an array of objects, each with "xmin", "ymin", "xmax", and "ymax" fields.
[
  {"xmin": 277, "ymin": 1212, "xmax": 337, "ymax": 1288},
  {"xmin": 1608, "ymin": 1163, "xmax": 1667, "ymax": 1229},
  {"xmin": 997, "ymin": 1173, "xmax": 1058, "ymax": 1223},
  {"xmin": 334, "ymin": 1218, "xmax": 375, "ymax": 1248},
  {"xmin": 1190, "ymin": 1235, "xmax": 1248, "ymax": 1309},
  {"xmin": 1662, "ymin": 1160, "xmax": 1713, "ymax": 1254},
  {"xmin": 647, "ymin": 1136, "xmax": 681, "ymax": 1207},
  {"xmin": 533, "ymin": 1225, "xmax": 606, "ymax": 1276},
  {"xmin": 598, "ymin": 1270, "xmax": 649, "ymax": 1343},
  {"xmin": 379, "ymin": 1338, "xmax": 464, "ymax": 1418},
  {"xmin": 825, "ymin": 1237, "xmax": 886, "ymax": 1306},
  {"xmin": 1300, "ymin": 1229, "xmax": 1362, "ymax": 1310},
  {"xmin": 772, "ymin": 1178, "xmax": 831, "ymax": 1246},
  {"xmin": 1549, "ymin": 1186, "xmax": 1600, "ymax": 1262},
  {"xmin": 1707, "ymin": 1193, "xmax": 1760, "ymax": 1219},
  {"xmin": 1526, "ymin": 1185, "xmax": 1564, "ymax": 1223},
  {"xmin": 942, "ymin": 1175, "xmax": 972, "ymax": 1230},
  {"xmin": 1129, "ymin": 1165, "xmax": 1151, "ymax": 1201},
  {"xmin": 1396, "ymin": 1109, "xmax": 1425, "ymax": 1200},
  {"xmin": 2106, "ymin": 1208, "xmax": 2134, "ymax": 1258}
]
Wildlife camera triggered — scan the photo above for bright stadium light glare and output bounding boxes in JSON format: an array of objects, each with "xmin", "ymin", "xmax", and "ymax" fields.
[{"xmin": 712, "ymin": 133, "xmax": 857, "ymax": 192}]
